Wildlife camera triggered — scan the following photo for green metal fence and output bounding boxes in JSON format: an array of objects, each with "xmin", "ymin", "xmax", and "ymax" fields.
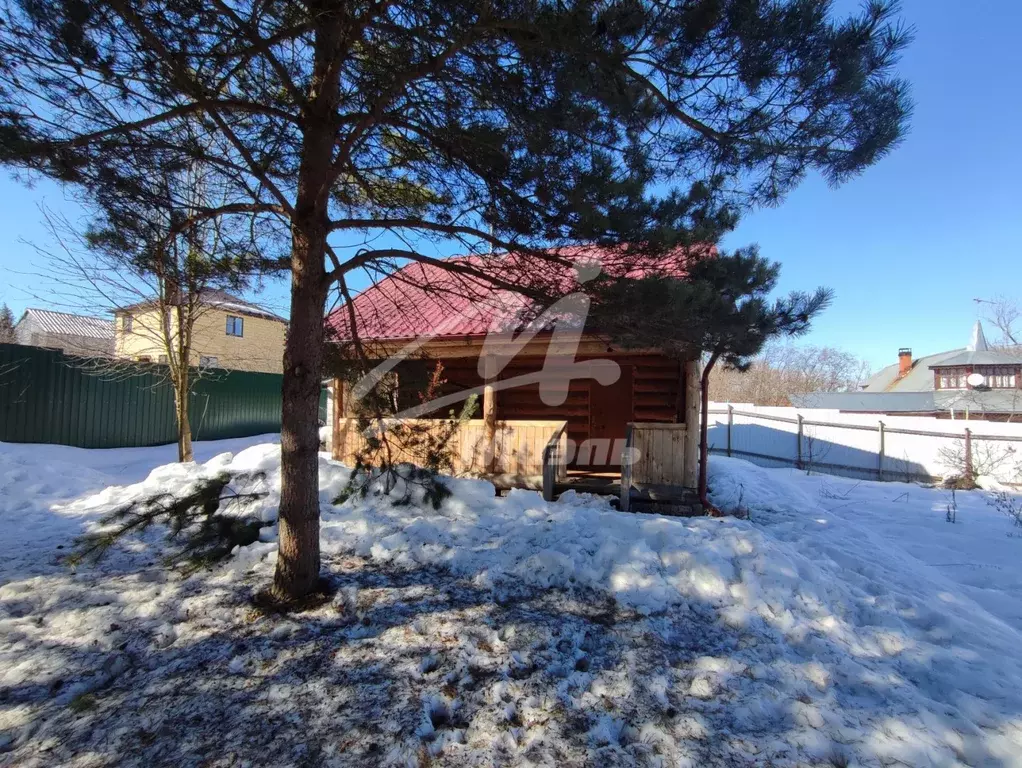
[{"xmin": 0, "ymin": 343, "xmax": 289, "ymax": 448}]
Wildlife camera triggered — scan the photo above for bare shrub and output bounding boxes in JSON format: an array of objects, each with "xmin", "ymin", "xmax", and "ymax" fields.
[
  {"xmin": 938, "ymin": 438, "xmax": 1016, "ymax": 489},
  {"xmin": 988, "ymin": 491, "xmax": 1022, "ymax": 530},
  {"xmin": 709, "ymin": 343, "xmax": 871, "ymax": 406},
  {"xmin": 802, "ymin": 425, "xmax": 833, "ymax": 475}
]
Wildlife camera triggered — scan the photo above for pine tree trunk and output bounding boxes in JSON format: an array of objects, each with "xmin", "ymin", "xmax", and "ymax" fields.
[
  {"xmin": 271, "ymin": 7, "xmax": 342, "ymax": 599},
  {"xmin": 273, "ymin": 221, "xmax": 328, "ymax": 599}
]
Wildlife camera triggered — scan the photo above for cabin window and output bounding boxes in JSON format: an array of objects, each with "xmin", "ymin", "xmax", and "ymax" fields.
[
  {"xmin": 226, "ymin": 315, "xmax": 244, "ymax": 337},
  {"xmin": 979, "ymin": 365, "xmax": 1017, "ymax": 388},
  {"xmin": 122, "ymin": 315, "xmax": 133, "ymax": 333},
  {"xmin": 936, "ymin": 367, "xmax": 966, "ymax": 389}
]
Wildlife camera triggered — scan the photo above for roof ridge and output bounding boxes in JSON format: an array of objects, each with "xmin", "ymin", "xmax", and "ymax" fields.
[{"xmin": 25, "ymin": 307, "xmax": 112, "ymax": 322}]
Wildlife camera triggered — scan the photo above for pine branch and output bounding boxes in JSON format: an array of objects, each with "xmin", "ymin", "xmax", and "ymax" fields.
[{"xmin": 66, "ymin": 472, "xmax": 268, "ymax": 570}]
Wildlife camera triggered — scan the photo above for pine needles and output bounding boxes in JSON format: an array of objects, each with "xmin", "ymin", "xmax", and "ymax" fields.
[{"xmin": 66, "ymin": 471, "xmax": 268, "ymax": 572}]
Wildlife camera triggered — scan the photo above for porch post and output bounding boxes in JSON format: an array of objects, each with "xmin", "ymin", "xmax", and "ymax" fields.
[
  {"xmin": 683, "ymin": 358, "xmax": 701, "ymax": 488},
  {"xmin": 482, "ymin": 355, "xmax": 498, "ymax": 473},
  {"xmin": 331, "ymin": 377, "xmax": 343, "ymax": 461}
]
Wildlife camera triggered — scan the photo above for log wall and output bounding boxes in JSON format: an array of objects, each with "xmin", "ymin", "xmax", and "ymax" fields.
[{"xmin": 631, "ymin": 357, "xmax": 683, "ymax": 422}]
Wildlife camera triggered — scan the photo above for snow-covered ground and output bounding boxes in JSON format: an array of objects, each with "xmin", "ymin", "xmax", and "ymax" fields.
[{"xmin": 1, "ymin": 438, "xmax": 1021, "ymax": 766}]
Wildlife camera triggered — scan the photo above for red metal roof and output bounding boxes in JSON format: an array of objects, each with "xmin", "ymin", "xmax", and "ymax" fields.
[{"xmin": 325, "ymin": 244, "xmax": 710, "ymax": 342}]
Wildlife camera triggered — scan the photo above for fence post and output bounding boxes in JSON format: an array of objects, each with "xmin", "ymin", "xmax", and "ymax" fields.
[
  {"xmin": 796, "ymin": 414, "xmax": 804, "ymax": 470},
  {"xmin": 877, "ymin": 421, "xmax": 885, "ymax": 481},
  {"xmin": 726, "ymin": 404, "xmax": 733, "ymax": 457},
  {"xmin": 964, "ymin": 428, "xmax": 973, "ymax": 480}
]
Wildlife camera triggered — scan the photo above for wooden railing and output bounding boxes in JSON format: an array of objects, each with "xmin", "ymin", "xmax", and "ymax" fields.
[
  {"xmin": 619, "ymin": 422, "xmax": 697, "ymax": 510},
  {"xmin": 334, "ymin": 417, "xmax": 568, "ymax": 490}
]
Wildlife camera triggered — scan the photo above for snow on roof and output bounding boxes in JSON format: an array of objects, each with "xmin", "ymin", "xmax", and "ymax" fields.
[
  {"xmin": 203, "ymin": 295, "xmax": 287, "ymax": 322},
  {"xmin": 17, "ymin": 308, "xmax": 114, "ymax": 339},
  {"xmin": 325, "ymin": 244, "xmax": 710, "ymax": 342},
  {"xmin": 117, "ymin": 290, "xmax": 287, "ymax": 323}
]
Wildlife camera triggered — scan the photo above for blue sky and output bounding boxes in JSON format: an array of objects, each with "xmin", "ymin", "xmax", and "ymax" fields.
[{"xmin": 1, "ymin": 0, "xmax": 1019, "ymax": 371}]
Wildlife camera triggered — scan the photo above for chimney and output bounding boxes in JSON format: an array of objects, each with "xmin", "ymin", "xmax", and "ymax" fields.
[{"xmin": 898, "ymin": 348, "xmax": 912, "ymax": 378}]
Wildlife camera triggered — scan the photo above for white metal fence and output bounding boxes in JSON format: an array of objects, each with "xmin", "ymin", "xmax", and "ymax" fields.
[{"xmin": 707, "ymin": 403, "xmax": 1022, "ymax": 484}]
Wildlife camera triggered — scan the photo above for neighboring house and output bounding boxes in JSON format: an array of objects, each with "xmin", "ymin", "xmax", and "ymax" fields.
[
  {"xmin": 794, "ymin": 321, "xmax": 1022, "ymax": 420},
  {"xmin": 324, "ymin": 247, "xmax": 705, "ymax": 501},
  {"xmin": 13, "ymin": 308, "xmax": 114, "ymax": 357},
  {"xmin": 113, "ymin": 290, "xmax": 287, "ymax": 374}
]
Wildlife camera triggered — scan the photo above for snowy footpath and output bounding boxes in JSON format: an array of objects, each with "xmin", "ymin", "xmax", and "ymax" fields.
[{"xmin": 1, "ymin": 437, "xmax": 1021, "ymax": 767}]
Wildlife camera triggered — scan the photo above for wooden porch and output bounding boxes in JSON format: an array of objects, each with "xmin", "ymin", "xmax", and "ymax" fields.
[
  {"xmin": 329, "ymin": 351, "xmax": 704, "ymax": 512},
  {"xmin": 334, "ymin": 416, "xmax": 570, "ymax": 492}
]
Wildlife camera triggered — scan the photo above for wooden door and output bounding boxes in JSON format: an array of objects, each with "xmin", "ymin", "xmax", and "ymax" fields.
[{"xmin": 580, "ymin": 365, "xmax": 632, "ymax": 469}]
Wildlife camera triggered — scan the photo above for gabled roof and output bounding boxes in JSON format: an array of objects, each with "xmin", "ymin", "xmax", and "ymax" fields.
[
  {"xmin": 862, "ymin": 349, "xmax": 965, "ymax": 393},
  {"xmin": 861, "ymin": 321, "xmax": 1022, "ymax": 394},
  {"xmin": 118, "ymin": 290, "xmax": 286, "ymax": 323},
  {"xmin": 325, "ymin": 245, "xmax": 708, "ymax": 342},
  {"xmin": 798, "ymin": 320, "xmax": 1022, "ymax": 414},
  {"xmin": 16, "ymin": 308, "xmax": 114, "ymax": 339}
]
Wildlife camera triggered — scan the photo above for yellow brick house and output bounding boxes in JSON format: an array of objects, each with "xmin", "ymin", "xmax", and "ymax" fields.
[{"xmin": 113, "ymin": 291, "xmax": 287, "ymax": 374}]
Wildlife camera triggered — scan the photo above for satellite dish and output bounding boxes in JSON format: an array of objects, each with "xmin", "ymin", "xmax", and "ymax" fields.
[{"xmin": 967, "ymin": 372, "xmax": 986, "ymax": 387}]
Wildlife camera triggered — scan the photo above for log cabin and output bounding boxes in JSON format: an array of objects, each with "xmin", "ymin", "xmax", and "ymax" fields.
[{"xmin": 325, "ymin": 246, "xmax": 705, "ymax": 508}]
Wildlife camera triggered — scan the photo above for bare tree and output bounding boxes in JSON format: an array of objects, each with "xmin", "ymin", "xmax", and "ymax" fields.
[
  {"xmin": 0, "ymin": 304, "xmax": 14, "ymax": 343},
  {"xmin": 710, "ymin": 343, "xmax": 872, "ymax": 405},
  {"xmin": 31, "ymin": 165, "xmax": 274, "ymax": 462},
  {"xmin": 976, "ymin": 296, "xmax": 1020, "ymax": 348}
]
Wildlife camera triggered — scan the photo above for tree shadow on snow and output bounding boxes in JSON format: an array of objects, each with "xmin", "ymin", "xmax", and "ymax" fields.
[{"xmin": 1, "ymin": 518, "xmax": 1020, "ymax": 766}]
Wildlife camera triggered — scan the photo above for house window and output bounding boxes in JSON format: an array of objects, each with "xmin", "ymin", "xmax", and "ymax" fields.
[
  {"xmin": 200, "ymin": 355, "xmax": 219, "ymax": 367},
  {"xmin": 136, "ymin": 355, "xmax": 151, "ymax": 363},
  {"xmin": 158, "ymin": 354, "xmax": 168, "ymax": 364},
  {"xmin": 226, "ymin": 315, "xmax": 244, "ymax": 337},
  {"xmin": 979, "ymin": 366, "xmax": 1017, "ymax": 388},
  {"xmin": 936, "ymin": 367, "xmax": 966, "ymax": 389},
  {"xmin": 122, "ymin": 315, "xmax": 133, "ymax": 333}
]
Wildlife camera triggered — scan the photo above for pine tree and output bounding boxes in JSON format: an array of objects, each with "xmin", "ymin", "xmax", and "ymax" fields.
[
  {"xmin": 590, "ymin": 247, "xmax": 832, "ymax": 511},
  {"xmin": 0, "ymin": 1, "xmax": 910, "ymax": 599},
  {"xmin": 0, "ymin": 304, "xmax": 15, "ymax": 343}
]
